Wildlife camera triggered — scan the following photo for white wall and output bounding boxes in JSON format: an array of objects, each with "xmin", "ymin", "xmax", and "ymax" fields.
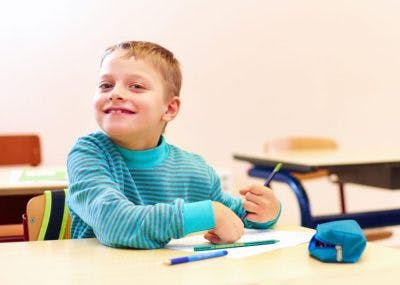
[{"xmin": 1, "ymin": 0, "xmax": 400, "ymax": 224}]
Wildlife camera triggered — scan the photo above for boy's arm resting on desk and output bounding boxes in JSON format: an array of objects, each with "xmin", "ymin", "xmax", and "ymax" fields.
[
  {"xmin": 67, "ymin": 137, "xmax": 191, "ymax": 249},
  {"xmin": 67, "ymin": 135, "xmax": 278, "ymax": 248},
  {"xmin": 182, "ymin": 201, "xmax": 215, "ymax": 235}
]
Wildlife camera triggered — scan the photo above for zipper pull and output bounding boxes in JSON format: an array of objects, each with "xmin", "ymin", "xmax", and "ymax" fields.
[{"xmin": 335, "ymin": 245, "xmax": 343, "ymax": 262}]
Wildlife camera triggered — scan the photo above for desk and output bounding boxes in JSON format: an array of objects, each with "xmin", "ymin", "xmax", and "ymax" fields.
[
  {"xmin": 234, "ymin": 149, "xmax": 400, "ymax": 228},
  {"xmin": 0, "ymin": 228, "xmax": 399, "ymax": 284},
  {"xmin": 0, "ymin": 166, "xmax": 68, "ymax": 196},
  {"xmin": 0, "ymin": 166, "xmax": 68, "ymax": 224}
]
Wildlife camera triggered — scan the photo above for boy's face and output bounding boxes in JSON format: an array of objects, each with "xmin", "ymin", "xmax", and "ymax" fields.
[{"xmin": 94, "ymin": 50, "xmax": 179, "ymax": 149}]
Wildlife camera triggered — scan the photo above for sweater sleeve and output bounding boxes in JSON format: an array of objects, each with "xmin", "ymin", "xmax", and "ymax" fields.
[
  {"xmin": 207, "ymin": 166, "xmax": 281, "ymax": 229},
  {"xmin": 67, "ymin": 138, "xmax": 185, "ymax": 249}
]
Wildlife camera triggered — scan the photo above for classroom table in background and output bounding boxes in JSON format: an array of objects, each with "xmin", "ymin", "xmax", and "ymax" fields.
[
  {"xmin": 0, "ymin": 226, "xmax": 399, "ymax": 284},
  {"xmin": 0, "ymin": 166, "xmax": 67, "ymax": 225},
  {"xmin": 233, "ymin": 148, "xmax": 400, "ymax": 229}
]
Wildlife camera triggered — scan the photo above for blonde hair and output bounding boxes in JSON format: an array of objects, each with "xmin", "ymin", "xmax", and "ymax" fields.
[{"xmin": 101, "ymin": 41, "xmax": 182, "ymax": 99}]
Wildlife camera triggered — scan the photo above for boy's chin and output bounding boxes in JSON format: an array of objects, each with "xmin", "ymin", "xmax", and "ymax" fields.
[{"xmin": 101, "ymin": 126, "xmax": 133, "ymax": 138}]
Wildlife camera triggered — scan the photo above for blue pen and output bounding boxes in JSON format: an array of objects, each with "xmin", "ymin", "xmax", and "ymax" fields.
[
  {"xmin": 166, "ymin": 250, "xmax": 228, "ymax": 265},
  {"xmin": 240, "ymin": 162, "xmax": 282, "ymax": 220}
]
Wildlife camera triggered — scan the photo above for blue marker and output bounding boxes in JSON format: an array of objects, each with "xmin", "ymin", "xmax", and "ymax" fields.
[{"xmin": 166, "ymin": 250, "xmax": 228, "ymax": 265}]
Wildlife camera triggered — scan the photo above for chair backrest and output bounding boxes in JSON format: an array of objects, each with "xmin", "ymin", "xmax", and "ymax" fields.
[
  {"xmin": 264, "ymin": 136, "xmax": 338, "ymax": 153},
  {"xmin": 25, "ymin": 189, "xmax": 71, "ymax": 241},
  {"xmin": 0, "ymin": 134, "xmax": 41, "ymax": 166},
  {"xmin": 264, "ymin": 137, "xmax": 338, "ymax": 180}
]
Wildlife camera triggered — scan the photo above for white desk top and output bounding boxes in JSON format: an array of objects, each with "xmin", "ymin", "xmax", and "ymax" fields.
[
  {"xmin": 234, "ymin": 148, "xmax": 400, "ymax": 168},
  {"xmin": 0, "ymin": 166, "xmax": 68, "ymax": 196},
  {"xmin": 0, "ymin": 227, "xmax": 399, "ymax": 284}
]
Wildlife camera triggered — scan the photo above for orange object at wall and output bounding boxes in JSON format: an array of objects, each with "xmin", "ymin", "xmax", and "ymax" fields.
[{"xmin": 0, "ymin": 135, "xmax": 41, "ymax": 166}]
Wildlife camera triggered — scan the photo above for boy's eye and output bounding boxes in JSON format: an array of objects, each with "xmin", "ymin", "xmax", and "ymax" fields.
[
  {"xmin": 99, "ymin": 82, "xmax": 114, "ymax": 90},
  {"xmin": 130, "ymin": 83, "xmax": 144, "ymax": 89}
]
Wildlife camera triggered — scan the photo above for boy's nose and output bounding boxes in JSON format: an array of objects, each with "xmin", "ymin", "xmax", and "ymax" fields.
[{"xmin": 108, "ymin": 88, "xmax": 127, "ymax": 101}]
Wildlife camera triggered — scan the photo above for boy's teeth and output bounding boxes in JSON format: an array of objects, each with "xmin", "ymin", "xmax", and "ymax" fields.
[{"xmin": 105, "ymin": 108, "xmax": 135, "ymax": 114}]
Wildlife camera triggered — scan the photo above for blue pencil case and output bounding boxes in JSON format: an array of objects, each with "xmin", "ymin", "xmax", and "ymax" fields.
[{"xmin": 308, "ymin": 220, "xmax": 367, "ymax": 263}]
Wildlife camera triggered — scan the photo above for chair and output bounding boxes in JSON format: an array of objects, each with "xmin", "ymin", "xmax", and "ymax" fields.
[
  {"xmin": 23, "ymin": 189, "xmax": 71, "ymax": 241},
  {"xmin": 0, "ymin": 134, "xmax": 41, "ymax": 166},
  {"xmin": 0, "ymin": 134, "xmax": 41, "ymax": 242},
  {"xmin": 0, "ymin": 224, "xmax": 24, "ymax": 242},
  {"xmin": 263, "ymin": 137, "xmax": 347, "ymax": 213}
]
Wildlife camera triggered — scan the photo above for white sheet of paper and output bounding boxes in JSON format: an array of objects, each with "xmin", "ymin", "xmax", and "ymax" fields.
[
  {"xmin": 166, "ymin": 229, "xmax": 314, "ymax": 259},
  {"xmin": 9, "ymin": 169, "xmax": 67, "ymax": 185}
]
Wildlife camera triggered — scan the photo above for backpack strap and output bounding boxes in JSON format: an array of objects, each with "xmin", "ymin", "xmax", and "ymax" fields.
[{"xmin": 38, "ymin": 189, "xmax": 69, "ymax": 240}]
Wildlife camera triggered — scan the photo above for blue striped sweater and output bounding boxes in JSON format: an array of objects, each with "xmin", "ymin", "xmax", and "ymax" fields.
[{"xmin": 67, "ymin": 132, "xmax": 279, "ymax": 248}]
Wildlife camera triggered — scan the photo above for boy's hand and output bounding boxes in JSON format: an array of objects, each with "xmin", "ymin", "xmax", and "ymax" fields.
[
  {"xmin": 204, "ymin": 202, "xmax": 244, "ymax": 244},
  {"xmin": 239, "ymin": 184, "xmax": 280, "ymax": 223}
]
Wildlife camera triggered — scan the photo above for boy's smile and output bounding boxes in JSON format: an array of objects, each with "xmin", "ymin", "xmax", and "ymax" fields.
[
  {"xmin": 93, "ymin": 50, "xmax": 180, "ymax": 150},
  {"xmin": 103, "ymin": 107, "xmax": 136, "ymax": 115}
]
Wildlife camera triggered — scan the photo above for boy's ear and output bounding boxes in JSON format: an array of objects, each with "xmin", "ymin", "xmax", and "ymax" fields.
[{"xmin": 162, "ymin": 96, "xmax": 180, "ymax": 122}]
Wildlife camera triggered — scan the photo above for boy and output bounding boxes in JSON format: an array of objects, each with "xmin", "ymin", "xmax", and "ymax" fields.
[{"xmin": 67, "ymin": 41, "xmax": 281, "ymax": 249}]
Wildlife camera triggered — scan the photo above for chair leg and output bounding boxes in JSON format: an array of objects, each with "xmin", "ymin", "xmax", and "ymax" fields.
[
  {"xmin": 22, "ymin": 213, "xmax": 29, "ymax": 241},
  {"xmin": 338, "ymin": 183, "xmax": 346, "ymax": 213}
]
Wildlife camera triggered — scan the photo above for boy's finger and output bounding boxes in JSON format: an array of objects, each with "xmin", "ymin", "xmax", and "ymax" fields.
[
  {"xmin": 243, "ymin": 200, "xmax": 261, "ymax": 213},
  {"xmin": 248, "ymin": 186, "xmax": 271, "ymax": 195},
  {"xmin": 245, "ymin": 192, "xmax": 263, "ymax": 205},
  {"xmin": 245, "ymin": 213, "xmax": 267, "ymax": 223},
  {"xmin": 205, "ymin": 230, "xmax": 218, "ymax": 238},
  {"xmin": 239, "ymin": 188, "xmax": 250, "ymax": 195},
  {"xmin": 204, "ymin": 232, "xmax": 221, "ymax": 244}
]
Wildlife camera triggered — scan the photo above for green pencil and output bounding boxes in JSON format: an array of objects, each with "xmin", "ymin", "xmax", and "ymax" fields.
[
  {"xmin": 194, "ymin": 239, "xmax": 279, "ymax": 251},
  {"xmin": 263, "ymin": 162, "xmax": 283, "ymax": 187}
]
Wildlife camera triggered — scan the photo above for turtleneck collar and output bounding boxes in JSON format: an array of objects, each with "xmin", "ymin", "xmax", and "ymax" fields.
[{"xmin": 114, "ymin": 136, "xmax": 169, "ymax": 168}]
